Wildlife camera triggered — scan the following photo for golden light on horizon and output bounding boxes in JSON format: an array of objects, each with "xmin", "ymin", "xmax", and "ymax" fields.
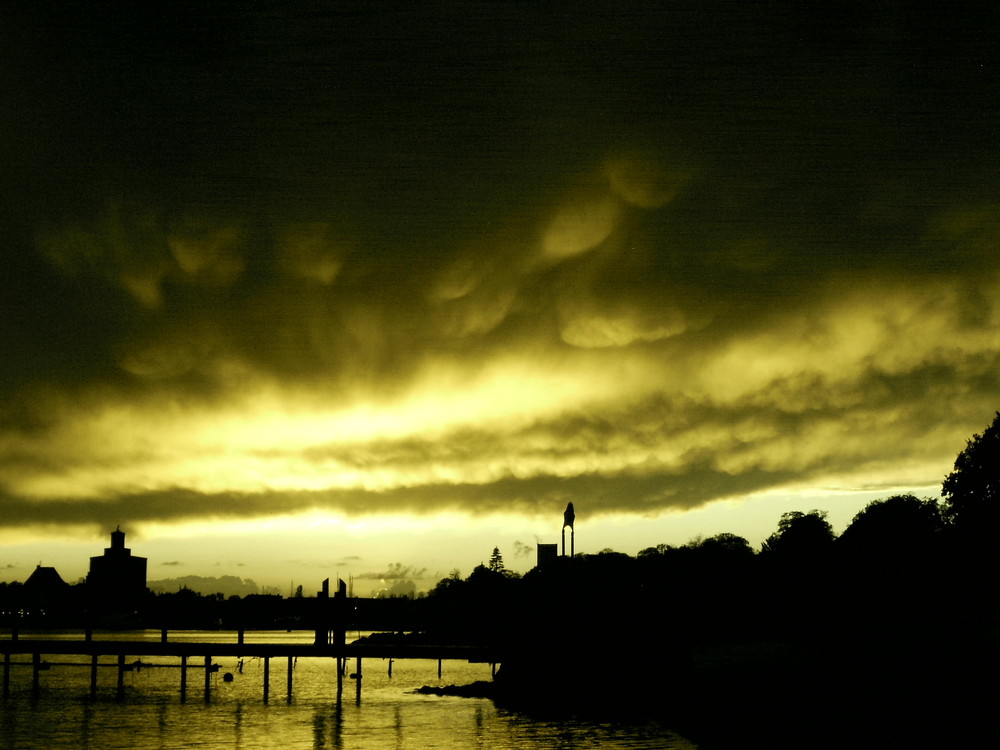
[
  {"xmin": 4, "ymin": 0, "xmax": 1000, "ymax": 595},
  {"xmin": 5, "ymin": 267, "xmax": 993, "ymax": 521}
]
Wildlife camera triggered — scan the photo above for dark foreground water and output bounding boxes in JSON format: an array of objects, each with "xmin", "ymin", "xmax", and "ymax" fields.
[{"xmin": 1, "ymin": 631, "xmax": 698, "ymax": 750}]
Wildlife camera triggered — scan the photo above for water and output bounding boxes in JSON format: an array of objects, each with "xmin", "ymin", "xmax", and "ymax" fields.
[{"xmin": 1, "ymin": 632, "xmax": 698, "ymax": 749}]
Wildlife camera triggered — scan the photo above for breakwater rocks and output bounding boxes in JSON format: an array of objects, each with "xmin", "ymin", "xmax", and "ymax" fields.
[{"xmin": 412, "ymin": 681, "xmax": 496, "ymax": 699}]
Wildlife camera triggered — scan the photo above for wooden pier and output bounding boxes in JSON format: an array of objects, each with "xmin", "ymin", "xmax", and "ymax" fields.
[{"xmin": 1, "ymin": 631, "xmax": 500, "ymax": 703}]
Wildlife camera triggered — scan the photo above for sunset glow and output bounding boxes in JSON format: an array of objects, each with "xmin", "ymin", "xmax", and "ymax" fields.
[{"xmin": 2, "ymin": 1, "xmax": 999, "ymax": 596}]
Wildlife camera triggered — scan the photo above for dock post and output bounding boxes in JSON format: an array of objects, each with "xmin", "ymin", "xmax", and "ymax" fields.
[
  {"xmin": 238, "ymin": 629, "xmax": 245, "ymax": 646},
  {"xmin": 32, "ymin": 653, "xmax": 40, "ymax": 696},
  {"xmin": 336, "ymin": 657, "xmax": 343, "ymax": 701},
  {"xmin": 3, "ymin": 653, "xmax": 10, "ymax": 698},
  {"xmin": 161, "ymin": 629, "xmax": 168, "ymax": 643},
  {"xmin": 388, "ymin": 658, "xmax": 393, "ymax": 678},
  {"xmin": 116, "ymin": 654, "xmax": 126, "ymax": 700},
  {"xmin": 263, "ymin": 656, "xmax": 270, "ymax": 702},
  {"xmin": 180, "ymin": 656, "xmax": 188, "ymax": 700},
  {"xmin": 204, "ymin": 656, "xmax": 212, "ymax": 701},
  {"xmin": 90, "ymin": 654, "xmax": 99, "ymax": 698},
  {"xmin": 287, "ymin": 656, "xmax": 293, "ymax": 703},
  {"xmin": 438, "ymin": 659, "xmax": 442, "ymax": 679},
  {"xmin": 354, "ymin": 657, "xmax": 362, "ymax": 705}
]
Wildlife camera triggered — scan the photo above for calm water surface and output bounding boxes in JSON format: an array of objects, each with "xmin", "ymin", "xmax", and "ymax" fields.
[{"xmin": 1, "ymin": 631, "xmax": 698, "ymax": 749}]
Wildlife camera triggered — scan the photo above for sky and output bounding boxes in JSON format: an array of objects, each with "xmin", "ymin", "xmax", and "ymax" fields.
[{"xmin": 2, "ymin": 1, "xmax": 999, "ymax": 596}]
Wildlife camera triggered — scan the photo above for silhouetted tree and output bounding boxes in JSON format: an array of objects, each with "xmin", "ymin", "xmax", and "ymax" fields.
[
  {"xmin": 938, "ymin": 413, "xmax": 1000, "ymax": 645},
  {"xmin": 466, "ymin": 563, "xmax": 510, "ymax": 590},
  {"xmin": 427, "ymin": 569, "xmax": 463, "ymax": 598},
  {"xmin": 669, "ymin": 533, "xmax": 758, "ymax": 643},
  {"xmin": 942, "ymin": 411, "xmax": 1000, "ymax": 533},
  {"xmin": 839, "ymin": 494, "xmax": 943, "ymax": 558},
  {"xmin": 487, "ymin": 547, "xmax": 505, "ymax": 573},
  {"xmin": 421, "ymin": 564, "xmax": 521, "ymax": 647},
  {"xmin": 697, "ymin": 532, "xmax": 754, "ymax": 559},
  {"xmin": 835, "ymin": 494, "xmax": 948, "ymax": 635},
  {"xmin": 759, "ymin": 510, "xmax": 836, "ymax": 638},
  {"xmin": 637, "ymin": 543, "xmax": 673, "ymax": 558},
  {"xmin": 760, "ymin": 510, "xmax": 835, "ymax": 558}
]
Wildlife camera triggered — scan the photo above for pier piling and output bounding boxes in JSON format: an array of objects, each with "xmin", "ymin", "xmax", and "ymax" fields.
[
  {"xmin": 116, "ymin": 654, "xmax": 125, "ymax": 700},
  {"xmin": 263, "ymin": 656, "xmax": 270, "ymax": 702},
  {"xmin": 1, "ymin": 632, "xmax": 499, "ymax": 704},
  {"xmin": 204, "ymin": 656, "xmax": 212, "ymax": 701},
  {"xmin": 336, "ymin": 657, "xmax": 343, "ymax": 701},
  {"xmin": 354, "ymin": 657, "xmax": 362, "ymax": 705}
]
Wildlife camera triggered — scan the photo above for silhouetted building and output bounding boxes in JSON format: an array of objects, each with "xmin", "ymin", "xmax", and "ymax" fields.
[
  {"xmin": 536, "ymin": 543, "xmax": 558, "ymax": 569},
  {"xmin": 87, "ymin": 528, "xmax": 147, "ymax": 602},
  {"xmin": 22, "ymin": 564, "xmax": 72, "ymax": 621},
  {"xmin": 24, "ymin": 564, "xmax": 68, "ymax": 594}
]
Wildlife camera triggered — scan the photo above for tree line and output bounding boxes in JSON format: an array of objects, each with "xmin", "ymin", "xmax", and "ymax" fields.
[{"xmin": 422, "ymin": 411, "xmax": 1000, "ymax": 650}]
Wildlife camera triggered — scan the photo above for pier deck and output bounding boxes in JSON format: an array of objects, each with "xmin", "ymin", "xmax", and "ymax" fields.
[
  {"xmin": 1, "ymin": 633, "xmax": 502, "ymax": 702},
  {"xmin": 0, "ymin": 638, "xmax": 497, "ymax": 661}
]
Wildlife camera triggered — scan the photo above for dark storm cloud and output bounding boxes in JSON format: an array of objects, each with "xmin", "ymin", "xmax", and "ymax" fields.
[{"xmin": 2, "ymin": 2, "xmax": 1000, "ymax": 531}]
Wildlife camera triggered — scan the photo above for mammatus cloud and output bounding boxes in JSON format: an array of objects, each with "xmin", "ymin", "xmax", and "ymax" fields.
[
  {"xmin": 2, "ymin": 193, "xmax": 999, "ymax": 532},
  {"xmin": 2, "ymin": 3, "xmax": 999, "ymax": 540}
]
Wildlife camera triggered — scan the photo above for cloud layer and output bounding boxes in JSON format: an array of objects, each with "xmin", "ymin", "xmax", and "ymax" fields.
[{"xmin": 3, "ymin": 2, "xmax": 1000, "ymax": 536}]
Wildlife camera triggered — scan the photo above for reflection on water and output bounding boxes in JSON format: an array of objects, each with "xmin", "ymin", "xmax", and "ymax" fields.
[
  {"xmin": 0, "ymin": 631, "xmax": 697, "ymax": 749},
  {"xmin": 1, "ymin": 698, "xmax": 699, "ymax": 749}
]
